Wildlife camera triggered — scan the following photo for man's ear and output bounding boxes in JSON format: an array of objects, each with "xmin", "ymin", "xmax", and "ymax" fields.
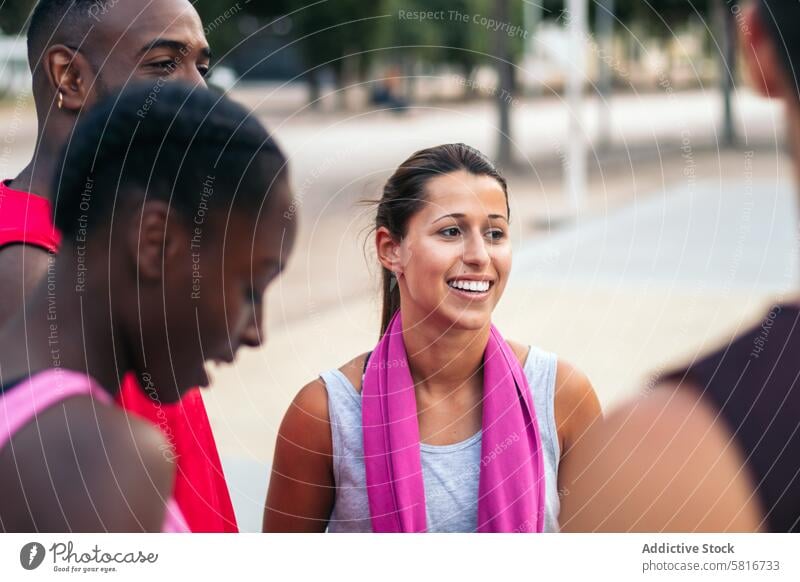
[
  {"xmin": 44, "ymin": 45, "xmax": 95, "ymax": 112},
  {"xmin": 741, "ymin": 3, "xmax": 786, "ymax": 99},
  {"xmin": 128, "ymin": 200, "xmax": 188, "ymax": 282},
  {"xmin": 375, "ymin": 226, "xmax": 403, "ymax": 275}
]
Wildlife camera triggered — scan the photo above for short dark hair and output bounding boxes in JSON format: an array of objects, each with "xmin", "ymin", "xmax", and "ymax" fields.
[
  {"xmin": 53, "ymin": 81, "xmax": 287, "ymax": 241},
  {"xmin": 27, "ymin": 0, "xmax": 103, "ymax": 71},
  {"xmin": 758, "ymin": 0, "xmax": 800, "ymax": 98}
]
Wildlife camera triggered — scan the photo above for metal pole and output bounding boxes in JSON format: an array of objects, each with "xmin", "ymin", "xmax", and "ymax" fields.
[
  {"xmin": 566, "ymin": 0, "xmax": 588, "ymax": 213},
  {"xmin": 714, "ymin": 0, "xmax": 737, "ymax": 147},
  {"xmin": 523, "ymin": 1, "xmax": 544, "ymax": 97},
  {"xmin": 597, "ymin": 0, "xmax": 615, "ymax": 149},
  {"xmin": 494, "ymin": 0, "xmax": 514, "ymax": 166}
]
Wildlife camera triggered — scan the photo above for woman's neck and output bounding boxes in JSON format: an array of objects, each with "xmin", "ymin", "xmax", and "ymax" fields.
[
  {"xmin": 0, "ymin": 260, "xmax": 125, "ymax": 395},
  {"xmin": 400, "ymin": 309, "xmax": 491, "ymax": 398}
]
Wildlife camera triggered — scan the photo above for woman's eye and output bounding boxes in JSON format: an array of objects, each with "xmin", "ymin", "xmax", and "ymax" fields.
[
  {"xmin": 245, "ymin": 287, "xmax": 262, "ymax": 304},
  {"xmin": 487, "ymin": 229, "xmax": 506, "ymax": 241},
  {"xmin": 440, "ymin": 227, "xmax": 461, "ymax": 237}
]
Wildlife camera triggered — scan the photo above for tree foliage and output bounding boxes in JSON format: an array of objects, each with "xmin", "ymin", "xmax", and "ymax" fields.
[
  {"xmin": 1, "ymin": 0, "xmax": 718, "ymax": 75},
  {"xmin": 0, "ymin": 0, "xmax": 37, "ymax": 35}
]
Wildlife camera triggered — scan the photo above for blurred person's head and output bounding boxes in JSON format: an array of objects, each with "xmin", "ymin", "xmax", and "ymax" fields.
[
  {"xmin": 53, "ymin": 82, "xmax": 296, "ymax": 402},
  {"xmin": 27, "ymin": 0, "xmax": 210, "ymax": 144},
  {"xmin": 745, "ymin": 1, "xmax": 800, "ymax": 178},
  {"xmin": 373, "ymin": 143, "xmax": 511, "ymax": 336}
]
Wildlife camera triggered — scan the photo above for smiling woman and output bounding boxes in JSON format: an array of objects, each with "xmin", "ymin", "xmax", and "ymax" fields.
[{"xmin": 264, "ymin": 143, "xmax": 602, "ymax": 533}]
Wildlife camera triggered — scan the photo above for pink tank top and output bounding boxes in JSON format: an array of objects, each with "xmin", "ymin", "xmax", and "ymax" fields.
[{"xmin": 0, "ymin": 368, "xmax": 188, "ymax": 532}]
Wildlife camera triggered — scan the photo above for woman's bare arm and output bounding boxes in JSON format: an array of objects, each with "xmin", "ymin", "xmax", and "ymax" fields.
[
  {"xmin": 0, "ymin": 398, "xmax": 173, "ymax": 532},
  {"xmin": 263, "ymin": 379, "xmax": 336, "ymax": 532}
]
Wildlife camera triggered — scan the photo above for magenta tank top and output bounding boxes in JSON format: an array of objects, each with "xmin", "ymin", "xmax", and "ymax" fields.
[{"xmin": 0, "ymin": 368, "xmax": 188, "ymax": 532}]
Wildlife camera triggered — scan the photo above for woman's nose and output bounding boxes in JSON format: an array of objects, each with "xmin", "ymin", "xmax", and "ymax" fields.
[
  {"xmin": 461, "ymin": 232, "xmax": 491, "ymax": 266},
  {"xmin": 239, "ymin": 305, "xmax": 264, "ymax": 348}
]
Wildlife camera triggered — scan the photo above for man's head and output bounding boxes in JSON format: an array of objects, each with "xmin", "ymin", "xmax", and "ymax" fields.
[
  {"xmin": 743, "ymin": 1, "xmax": 800, "ymax": 183},
  {"xmin": 743, "ymin": 1, "xmax": 800, "ymax": 102},
  {"xmin": 53, "ymin": 82, "xmax": 297, "ymax": 402},
  {"xmin": 27, "ymin": 0, "xmax": 210, "ymax": 123}
]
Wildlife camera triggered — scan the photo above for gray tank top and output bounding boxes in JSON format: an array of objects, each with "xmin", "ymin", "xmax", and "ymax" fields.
[{"xmin": 321, "ymin": 345, "xmax": 561, "ymax": 533}]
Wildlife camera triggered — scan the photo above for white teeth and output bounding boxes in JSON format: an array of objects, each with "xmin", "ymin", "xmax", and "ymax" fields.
[{"xmin": 448, "ymin": 280, "xmax": 490, "ymax": 292}]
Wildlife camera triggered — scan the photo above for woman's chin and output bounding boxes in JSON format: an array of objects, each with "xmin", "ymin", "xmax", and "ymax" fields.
[
  {"xmin": 174, "ymin": 365, "xmax": 212, "ymax": 396},
  {"xmin": 194, "ymin": 365, "xmax": 212, "ymax": 389},
  {"xmin": 439, "ymin": 309, "xmax": 493, "ymax": 332}
]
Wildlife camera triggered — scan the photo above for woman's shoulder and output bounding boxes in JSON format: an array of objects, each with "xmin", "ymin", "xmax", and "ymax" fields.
[
  {"xmin": 6, "ymin": 393, "xmax": 168, "ymax": 458},
  {"xmin": 507, "ymin": 340, "xmax": 595, "ymax": 408},
  {"xmin": 0, "ymin": 396, "xmax": 173, "ymax": 531},
  {"xmin": 505, "ymin": 339, "xmax": 531, "ymax": 367},
  {"xmin": 289, "ymin": 351, "xmax": 371, "ymax": 423},
  {"xmin": 552, "ymin": 358, "xmax": 602, "ymax": 454},
  {"xmin": 333, "ymin": 352, "xmax": 372, "ymax": 395},
  {"xmin": 279, "ymin": 376, "xmax": 337, "ymax": 458},
  {"xmin": 504, "ymin": 340, "xmax": 602, "ymax": 453}
]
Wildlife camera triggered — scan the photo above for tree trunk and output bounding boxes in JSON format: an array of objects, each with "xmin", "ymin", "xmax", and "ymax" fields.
[
  {"xmin": 307, "ymin": 69, "xmax": 321, "ymax": 110},
  {"xmin": 714, "ymin": 0, "xmax": 737, "ymax": 147},
  {"xmin": 493, "ymin": 0, "xmax": 514, "ymax": 167}
]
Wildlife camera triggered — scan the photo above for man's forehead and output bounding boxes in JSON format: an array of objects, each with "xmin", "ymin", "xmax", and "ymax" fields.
[{"xmin": 93, "ymin": 0, "xmax": 207, "ymax": 53}]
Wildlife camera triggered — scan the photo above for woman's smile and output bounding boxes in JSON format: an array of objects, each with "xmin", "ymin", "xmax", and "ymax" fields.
[{"xmin": 446, "ymin": 276, "xmax": 496, "ymax": 301}]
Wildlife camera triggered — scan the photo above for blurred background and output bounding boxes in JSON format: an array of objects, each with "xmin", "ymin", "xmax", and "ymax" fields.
[{"xmin": 1, "ymin": 0, "xmax": 795, "ymax": 530}]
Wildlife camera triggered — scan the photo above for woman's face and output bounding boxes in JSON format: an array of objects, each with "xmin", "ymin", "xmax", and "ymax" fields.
[
  {"xmin": 139, "ymin": 173, "xmax": 296, "ymax": 403},
  {"xmin": 192, "ymin": 177, "xmax": 297, "ymax": 386},
  {"xmin": 391, "ymin": 170, "xmax": 511, "ymax": 332}
]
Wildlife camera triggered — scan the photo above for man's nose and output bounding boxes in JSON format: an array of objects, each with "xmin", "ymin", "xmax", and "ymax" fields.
[{"xmin": 175, "ymin": 64, "xmax": 208, "ymax": 88}]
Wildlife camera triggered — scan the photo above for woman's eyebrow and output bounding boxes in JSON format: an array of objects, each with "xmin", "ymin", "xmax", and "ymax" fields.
[
  {"xmin": 433, "ymin": 213, "xmax": 465, "ymax": 223},
  {"xmin": 432, "ymin": 213, "xmax": 508, "ymax": 223}
]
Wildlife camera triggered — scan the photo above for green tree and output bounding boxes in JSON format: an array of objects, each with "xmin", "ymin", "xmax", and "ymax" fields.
[
  {"xmin": 194, "ymin": 0, "xmax": 292, "ymax": 57},
  {"xmin": 0, "ymin": 0, "xmax": 38, "ymax": 35},
  {"xmin": 283, "ymin": 0, "xmax": 386, "ymax": 106}
]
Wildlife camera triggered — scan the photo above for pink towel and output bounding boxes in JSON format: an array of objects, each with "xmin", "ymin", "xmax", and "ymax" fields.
[
  {"xmin": 362, "ymin": 312, "xmax": 546, "ymax": 532},
  {"xmin": 0, "ymin": 368, "xmax": 189, "ymax": 532}
]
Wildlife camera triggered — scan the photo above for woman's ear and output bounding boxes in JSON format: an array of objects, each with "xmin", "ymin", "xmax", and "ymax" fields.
[
  {"xmin": 44, "ymin": 45, "xmax": 96, "ymax": 112},
  {"xmin": 375, "ymin": 226, "xmax": 403, "ymax": 275},
  {"xmin": 128, "ymin": 200, "xmax": 188, "ymax": 282},
  {"xmin": 741, "ymin": 3, "xmax": 785, "ymax": 99}
]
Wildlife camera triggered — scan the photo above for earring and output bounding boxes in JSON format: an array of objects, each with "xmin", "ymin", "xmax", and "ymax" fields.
[
  {"xmin": 389, "ymin": 271, "xmax": 398, "ymax": 292},
  {"xmin": 57, "ymin": 91, "xmax": 64, "ymax": 110}
]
